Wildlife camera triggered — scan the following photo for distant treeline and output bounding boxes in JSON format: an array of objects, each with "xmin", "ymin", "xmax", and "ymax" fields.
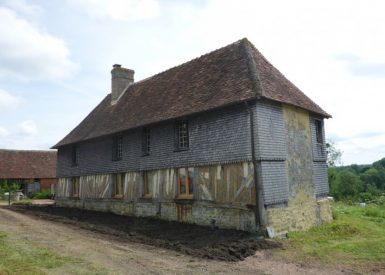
[{"xmin": 329, "ymin": 158, "xmax": 385, "ymax": 202}]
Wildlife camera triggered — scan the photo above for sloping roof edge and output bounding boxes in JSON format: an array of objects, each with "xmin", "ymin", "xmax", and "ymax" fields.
[{"xmin": 53, "ymin": 38, "xmax": 331, "ymax": 148}]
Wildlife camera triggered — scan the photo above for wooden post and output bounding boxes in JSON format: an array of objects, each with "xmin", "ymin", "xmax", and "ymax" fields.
[{"xmin": 5, "ymin": 180, "xmax": 11, "ymax": 206}]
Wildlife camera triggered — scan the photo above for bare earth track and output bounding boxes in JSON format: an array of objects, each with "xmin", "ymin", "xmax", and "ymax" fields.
[
  {"xmin": 0, "ymin": 205, "xmax": 347, "ymax": 274},
  {"xmin": 9, "ymin": 205, "xmax": 280, "ymax": 261}
]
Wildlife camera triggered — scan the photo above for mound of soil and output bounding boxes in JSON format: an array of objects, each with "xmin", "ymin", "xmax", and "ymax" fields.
[{"xmin": 8, "ymin": 205, "xmax": 281, "ymax": 261}]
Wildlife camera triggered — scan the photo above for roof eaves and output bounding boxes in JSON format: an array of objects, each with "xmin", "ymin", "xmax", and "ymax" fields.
[{"xmin": 52, "ymin": 98, "xmax": 256, "ymax": 149}]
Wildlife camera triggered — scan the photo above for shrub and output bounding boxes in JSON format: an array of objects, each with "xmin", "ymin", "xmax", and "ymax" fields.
[
  {"xmin": 359, "ymin": 192, "xmax": 376, "ymax": 202},
  {"xmin": 364, "ymin": 208, "xmax": 383, "ymax": 218},
  {"xmin": 32, "ymin": 191, "xmax": 51, "ymax": 199},
  {"xmin": 372, "ymin": 195, "xmax": 385, "ymax": 206}
]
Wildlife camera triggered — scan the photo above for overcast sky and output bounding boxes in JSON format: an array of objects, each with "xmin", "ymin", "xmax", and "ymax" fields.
[{"xmin": 0, "ymin": 0, "xmax": 384, "ymax": 165}]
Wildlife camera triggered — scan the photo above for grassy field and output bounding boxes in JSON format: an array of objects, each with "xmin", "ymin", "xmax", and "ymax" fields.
[
  {"xmin": 0, "ymin": 230, "xmax": 106, "ymax": 275},
  {"xmin": 276, "ymin": 202, "xmax": 385, "ymax": 272}
]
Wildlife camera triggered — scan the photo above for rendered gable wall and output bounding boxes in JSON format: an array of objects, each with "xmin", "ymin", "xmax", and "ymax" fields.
[{"xmin": 265, "ymin": 104, "xmax": 332, "ymax": 234}]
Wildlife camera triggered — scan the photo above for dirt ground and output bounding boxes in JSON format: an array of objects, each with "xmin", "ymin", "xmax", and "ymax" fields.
[{"xmin": 0, "ymin": 205, "xmax": 348, "ymax": 274}]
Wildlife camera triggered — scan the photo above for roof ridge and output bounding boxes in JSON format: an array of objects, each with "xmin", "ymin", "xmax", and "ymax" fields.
[
  {"xmin": 0, "ymin": 149, "xmax": 56, "ymax": 153},
  {"xmin": 124, "ymin": 38, "xmax": 247, "ymax": 90},
  {"xmin": 239, "ymin": 38, "xmax": 264, "ymax": 98}
]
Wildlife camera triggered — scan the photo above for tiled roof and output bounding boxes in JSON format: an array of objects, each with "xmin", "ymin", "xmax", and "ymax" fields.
[
  {"xmin": 0, "ymin": 149, "xmax": 57, "ymax": 179},
  {"xmin": 54, "ymin": 38, "xmax": 330, "ymax": 148}
]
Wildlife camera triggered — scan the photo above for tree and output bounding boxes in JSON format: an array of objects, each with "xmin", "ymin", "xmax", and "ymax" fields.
[
  {"xmin": 373, "ymin": 157, "xmax": 385, "ymax": 169},
  {"xmin": 326, "ymin": 140, "xmax": 342, "ymax": 167},
  {"xmin": 360, "ymin": 167, "xmax": 385, "ymax": 190},
  {"xmin": 330, "ymin": 169, "xmax": 363, "ymax": 200},
  {"xmin": 328, "ymin": 166, "xmax": 340, "ymax": 197},
  {"xmin": 0, "ymin": 180, "xmax": 21, "ymax": 194},
  {"xmin": 327, "ymin": 140, "xmax": 343, "ymax": 200}
]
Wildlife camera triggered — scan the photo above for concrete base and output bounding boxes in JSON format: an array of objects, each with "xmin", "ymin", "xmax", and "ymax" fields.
[{"xmin": 56, "ymin": 198, "xmax": 256, "ymax": 232}]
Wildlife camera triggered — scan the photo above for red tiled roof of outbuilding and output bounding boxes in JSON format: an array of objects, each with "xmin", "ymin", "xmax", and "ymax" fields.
[{"xmin": 0, "ymin": 149, "xmax": 57, "ymax": 179}]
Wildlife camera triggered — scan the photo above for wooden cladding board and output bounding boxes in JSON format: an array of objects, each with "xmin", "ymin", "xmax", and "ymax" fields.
[
  {"xmin": 57, "ymin": 161, "xmax": 256, "ymax": 206},
  {"xmin": 196, "ymin": 162, "xmax": 256, "ymax": 205},
  {"xmin": 80, "ymin": 174, "xmax": 112, "ymax": 199},
  {"xmin": 57, "ymin": 178, "xmax": 71, "ymax": 197}
]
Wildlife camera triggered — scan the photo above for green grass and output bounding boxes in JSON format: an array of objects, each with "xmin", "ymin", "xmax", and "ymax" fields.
[
  {"xmin": 0, "ymin": 230, "xmax": 106, "ymax": 275},
  {"xmin": 276, "ymin": 202, "xmax": 385, "ymax": 270}
]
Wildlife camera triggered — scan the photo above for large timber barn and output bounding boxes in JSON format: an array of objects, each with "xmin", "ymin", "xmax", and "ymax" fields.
[{"xmin": 53, "ymin": 38, "xmax": 332, "ymax": 235}]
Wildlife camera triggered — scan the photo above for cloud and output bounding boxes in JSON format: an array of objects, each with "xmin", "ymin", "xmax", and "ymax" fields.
[
  {"xmin": 335, "ymin": 133, "xmax": 385, "ymax": 165},
  {"xmin": 0, "ymin": 6, "xmax": 78, "ymax": 81},
  {"xmin": 1, "ymin": 0, "xmax": 42, "ymax": 19},
  {"xmin": 336, "ymin": 54, "xmax": 385, "ymax": 78},
  {"xmin": 17, "ymin": 120, "xmax": 38, "ymax": 136},
  {"xmin": 0, "ymin": 127, "xmax": 9, "ymax": 137},
  {"xmin": 0, "ymin": 119, "xmax": 60, "ymax": 150},
  {"xmin": 0, "ymin": 89, "xmax": 23, "ymax": 112},
  {"xmin": 68, "ymin": 0, "xmax": 160, "ymax": 21}
]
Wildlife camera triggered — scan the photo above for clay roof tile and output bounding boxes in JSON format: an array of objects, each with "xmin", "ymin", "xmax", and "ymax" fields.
[{"xmin": 53, "ymin": 38, "xmax": 330, "ymax": 148}]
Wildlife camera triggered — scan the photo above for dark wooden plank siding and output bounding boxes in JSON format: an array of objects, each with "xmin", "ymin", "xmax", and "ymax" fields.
[
  {"xmin": 313, "ymin": 161, "xmax": 329, "ymax": 197},
  {"xmin": 253, "ymin": 101, "xmax": 288, "ymax": 205},
  {"xmin": 260, "ymin": 161, "xmax": 288, "ymax": 205},
  {"xmin": 57, "ymin": 104, "xmax": 252, "ymax": 177},
  {"xmin": 254, "ymin": 100, "xmax": 287, "ymax": 160}
]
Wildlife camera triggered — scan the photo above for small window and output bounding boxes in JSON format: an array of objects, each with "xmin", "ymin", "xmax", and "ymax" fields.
[
  {"xmin": 142, "ymin": 128, "xmax": 150, "ymax": 155},
  {"xmin": 71, "ymin": 177, "xmax": 80, "ymax": 198},
  {"xmin": 315, "ymin": 119, "xmax": 323, "ymax": 143},
  {"xmin": 112, "ymin": 135, "xmax": 123, "ymax": 161},
  {"xmin": 175, "ymin": 121, "xmax": 189, "ymax": 150},
  {"xmin": 176, "ymin": 167, "xmax": 194, "ymax": 198},
  {"xmin": 71, "ymin": 145, "xmax": 78, "ymax": 167},
  {"xmin": 143, "ymin": 171, "xmax": 153, "ymax": 198},
  {"xmin": 113, "ymin": 173, "xmax": 125, "ymax": 198}
]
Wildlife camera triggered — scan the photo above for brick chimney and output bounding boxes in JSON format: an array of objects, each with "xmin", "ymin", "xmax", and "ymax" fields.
[{"xmin": 111, "ymin": 64, "xmax": 134, "ymax": 103}]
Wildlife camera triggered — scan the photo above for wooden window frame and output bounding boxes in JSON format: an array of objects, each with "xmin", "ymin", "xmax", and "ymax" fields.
[
  {"xmin": 71, "ymin": 145, "xmax": 78, "ymax": 167},
  {"xmin": 143, "ymin": 171, "xmax": 152, "ymax": 198},
  {"xmin": 71, "ymin": 177, "xmax": 80, "ymax": 198},
  {"xmin": 176, "ymin": 167, "xmax": 194, "ymax": 199},
  {"xmin": 175, "ymin": 121, "xmax": 189, "ymax": 151},
  {"xmin": 315, "ymin": 119, "xmax": 323, "ymax": 144},
  {"xmin": 112, "ymin": 135, "xmax": 123, "ymax": 161},
  {"xmin": 142, "ymin": 128, "xmax": 150, "ymax": 156},
  {"xmin": 113, "ymin": 173, "xmax": 125, "ymax": 199}
]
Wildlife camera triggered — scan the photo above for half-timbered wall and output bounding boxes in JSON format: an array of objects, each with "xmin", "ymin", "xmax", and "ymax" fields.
[{"xmin": 57, "ymin": 161, "xmax": 256, "ymax": 231}]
